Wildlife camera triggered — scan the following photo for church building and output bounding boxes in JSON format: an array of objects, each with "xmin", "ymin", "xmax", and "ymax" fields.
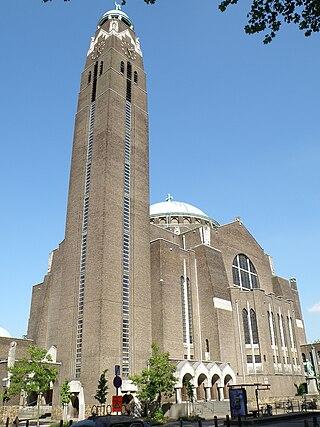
[{"xmin": 1, "ymin": 5, "xmax": 308, "ymax": 419}]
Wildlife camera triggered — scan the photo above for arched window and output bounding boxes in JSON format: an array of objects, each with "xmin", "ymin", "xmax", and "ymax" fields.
[
  {"xmin": 250, "ymin": 309, "xmax": 259, "ymax": 344},
  {"xmin": 302, "ymin": 353, "xmax": 306, "ymax": 362},
  {"xmin": 88, "ymin": 71, "xmax": 92, "ymax": 84},
  {"xmin": 134, "ymin": 71, "xmax": 138, "ymax": 84},
  {"xmin": 120, "ymin": 61, "xmax": 125, "ymax": 74},
  {"xmin": 242, "ymin": 309, "xmax": 250, "ymax": 344},
  {"xmin": 232, "ymin": 254, "xmax": 259, "ymax": 290},
  {"xmin": 100, "ymin": 61, "xmax": 103, "ymax": 75}
]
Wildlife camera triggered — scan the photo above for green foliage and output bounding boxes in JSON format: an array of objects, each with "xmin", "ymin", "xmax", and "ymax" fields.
[
  {"xmin": 130, "ymin": 342, "xmax": 176, "ymax": 414},
  {"xmin": 1, "ymin": 345, "xmax": 57, "ymax": 426},
  {"xmin": 183, "ymin": 377, "xmax": 194, "ymax": 402},
  {"xmin": 4, "ymin": 345, "xmax": 57, "ymax": 399},
  {"xmin": 94, "ymin": 369, "xmax": 109, "ymax": 404},
  {"xmin": 151, "ymin": 408, "xmax": 166, "ymax": 424},
  {"xmin": 42, "ymin": 0, "xmax": 320, "ymax": 44},
  {"xmin": 60, "ymin": 379, "xmax": 71, "ymax": 406},
  {"xmin": 218, "ymin": 0, "xmax": 320, "ymax": 43},
  {"xmin": 297, "ymin": 382, "xmax": 307, "ymax": 395}
]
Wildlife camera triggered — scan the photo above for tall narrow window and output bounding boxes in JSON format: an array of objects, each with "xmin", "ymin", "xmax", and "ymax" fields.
[
  {"xmin": 88, "ymin": 71, "xmax": 91, "ymax": 84},
  {"xmin": 181, "ymin": 276, "xmax": 187, "ymax": 344},
  {"xmin": 121, "ymin": 61, "xmax": 125, "ymax": 74},
  {"xmin": 100, "ymin": 61, "xmax": 104, "ymax": 75},
  {"xmin": 271, "ymin": 312, "xmax": 278, "ymax": 346},
  {"xmin": 181, "ymin": 276, "xmax": 193, "ymax": 346},
  {"xmin": 250, "ymin": 309, "xmax": 259, "ymax": 344},
  {"xmin": 278, "ymin": 313, "xmax": 286, "ymax": 348},
  {"xmin": 287, "ymin": 316, "xmax": 295, "ymax": 349},
  {"xmin": 134, "ymin": 71, "xmax": 138, "ymax": 84},
  {"xmin": 242, "ymin": 309, "xmax": 250, "ymax": 344},
  {"xmin": 281, "ymin": 315, "xmax": 288, "ymax": 348},
  {"xmin": 267, "ymin": 311, "xmax": 275, "ymax": 346},
  {"xmin": 187, "ymin": 278, "xmax": 193, "ymax": 344},
  {"xmin": 205, "ymin": 339, "xmax": 210, "ymax": 353}
]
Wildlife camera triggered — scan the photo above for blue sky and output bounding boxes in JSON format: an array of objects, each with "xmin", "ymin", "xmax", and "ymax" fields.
[{"xmin": 0, "ymin": 0, "xmax": 319, "ymax": 342}]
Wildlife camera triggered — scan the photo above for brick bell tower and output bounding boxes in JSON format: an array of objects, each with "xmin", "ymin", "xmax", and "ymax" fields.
[{"xmin": 28, "ymin": 5, "xmax": 152, "ymax": 410}]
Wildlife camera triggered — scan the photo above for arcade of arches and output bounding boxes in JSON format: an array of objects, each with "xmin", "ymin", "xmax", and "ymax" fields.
[{"xmin": 173, "ymin": 361, "xmax": 236, "ymax": 403}]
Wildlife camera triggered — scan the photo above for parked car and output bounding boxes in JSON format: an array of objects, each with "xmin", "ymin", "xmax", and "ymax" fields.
[{"xmin": 71, "ymin": 415, "xmax": 148, "ymax": 427}]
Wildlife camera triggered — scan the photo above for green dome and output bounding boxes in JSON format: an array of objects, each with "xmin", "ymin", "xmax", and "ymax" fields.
[{"xmin": 98, "ymin": 9, "xmax": 133, "ymax": 29}]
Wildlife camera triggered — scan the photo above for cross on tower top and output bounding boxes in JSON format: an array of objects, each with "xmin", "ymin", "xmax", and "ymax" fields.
[
  {"xmin": 115, "ymin": 2, "xmax": 121, "ymax": 10},
  {"xmin": 166, "ymin": 194, "xmax": 173, "ymax": 202}
]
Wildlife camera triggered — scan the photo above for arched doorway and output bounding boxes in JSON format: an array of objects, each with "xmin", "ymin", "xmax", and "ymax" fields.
[
  {"xmin": 210, "ymin": 374, "xmax": 220, "ymax": 400},
  {"xmin": 70, "ymin": 393, "xmax": 79, "ymax": 418},
  {"xmin": 223, "ymin": 374, "xmax": 233, "ymax": 399},
  {"xmin": 181, "ymin": 373, "xmax": 194, "ymax": 402},
  {"xmin": 196, "ymin": 374, "xmax": 207, "ymax": 401},
  {"xmin": 122, "ymin": 393, "xmax": 134, "ymax": 415}
]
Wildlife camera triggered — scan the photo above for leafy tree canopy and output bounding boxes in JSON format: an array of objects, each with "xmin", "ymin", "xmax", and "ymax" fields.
[
  {"xmin": 4, "ymin": 344, "xmax": 57, "ymax": 399},
  {"xmin": 130, "ymin": 342, "xmax": 176, "ymax": 413},
  {"xmin": 41, "ymin": 0, "xmax": 320, "ymax": 44},
  {"xmin": 1, "ymin": 345, "xmax": 57, "ymax": 426},
  {"xmin": 60, "ymin": 379, "xmax": 72, "ymax": 406}
]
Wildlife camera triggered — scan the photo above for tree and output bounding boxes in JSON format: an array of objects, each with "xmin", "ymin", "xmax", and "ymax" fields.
[
  {"xmin": 1, "ymin": 345, "xmax": 57, "ymax": 427},
  {"xmin": 183, "ymin": 377, "xmax": 195, "ymax": 402},
  {"xmin": 219, "ymin": 0, "xmax": 320, "ymax": 44},
  {"xmin": 130, "ymin": 342, "xmax": 176, "ymax": 416},
  {"xmin": 60, "ymin": 379, "xmax": 72, "ymax": 421},
  {"xmin": 94, "ymin": 369, "xmax": 109, "ymax": 404},
  {"xmin": 41, "ymin": 0, "xmax": 320, "ymax": 44}
]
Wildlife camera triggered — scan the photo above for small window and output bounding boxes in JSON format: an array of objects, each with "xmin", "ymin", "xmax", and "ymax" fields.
[
  {"xmin": 134, "ymin": 71, "xmax": 138, "ymax": 84},
  {"xmin": 100, "ymin": 61, "xmax": 103, "ymax": 75},
  {"xmin": 205, "ymin": 339, "xmax": 209, "ymax": 353},
  {"xmin": 121, "ymin": 61, "xmax": 125, "ymax": 74},
  {"xmin": 255, "ymin": 354, "xmax": 262, "ymax": 363},
  {"xmin": 88, "ymin": 71, "xmax": 92, "ymax": 84}
]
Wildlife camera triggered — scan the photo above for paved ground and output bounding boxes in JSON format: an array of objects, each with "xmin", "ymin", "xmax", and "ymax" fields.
[{"xmin": 2, "ymin": 413, "xmax": 319, "ymax": 427}]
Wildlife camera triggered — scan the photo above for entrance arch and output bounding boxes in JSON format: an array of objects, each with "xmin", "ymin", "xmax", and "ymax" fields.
[
  {"xmin": 196, "ymin": 374, "xmax": 208, "ymax": 401},
  {"xmin": 210, "ymin": 374, "xmax": 220, "ymax": 400},
  {"xmin": 181, "ymin": 373, "xmax": 194, "ymax": 402},
  {"xmin": 223, "ymin": 374, "xmax": 233, "ymax": 399}
]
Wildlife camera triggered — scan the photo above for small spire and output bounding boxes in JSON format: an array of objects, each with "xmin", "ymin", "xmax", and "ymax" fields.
[
  {"xmin": 115, "ymin": 2, "xmax": 121, "ymax": 10},
  {"xmin": 166, "ymin": 194, "xmax": 173, "ymax": 202}
]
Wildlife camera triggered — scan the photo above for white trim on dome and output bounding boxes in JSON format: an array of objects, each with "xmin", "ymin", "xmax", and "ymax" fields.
[
  {"xmin": 150, "ymin": 201, "xmax": 208, "ymax": 218},
  {"xmin": 0, "ymin": 326, "xmax": 12, "ymax": 338}
]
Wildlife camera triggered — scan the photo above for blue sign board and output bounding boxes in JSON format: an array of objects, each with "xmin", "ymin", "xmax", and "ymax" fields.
[{"xmin": 229, "ymin": 388, "xmax": 248, "ymax": 417}]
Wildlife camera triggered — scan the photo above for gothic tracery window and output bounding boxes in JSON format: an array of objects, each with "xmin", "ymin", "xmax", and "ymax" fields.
[{"xmin": 232, "ymin": 254, "xmax": 259, "ymax": 290}]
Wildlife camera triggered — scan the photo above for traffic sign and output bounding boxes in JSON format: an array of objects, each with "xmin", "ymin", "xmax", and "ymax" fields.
[
  {"xmin": 113, "ymin": 376, "xmax": 122, "ymax": 389},
  {"xmin": 112, "ymin": 395, "xmax": 123, "ymax": 413}
]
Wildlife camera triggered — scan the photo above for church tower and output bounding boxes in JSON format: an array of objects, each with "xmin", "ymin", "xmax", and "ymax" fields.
[{"xmin": 28, "ymin": 5, "xmax": 151, "ymax": 406}]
